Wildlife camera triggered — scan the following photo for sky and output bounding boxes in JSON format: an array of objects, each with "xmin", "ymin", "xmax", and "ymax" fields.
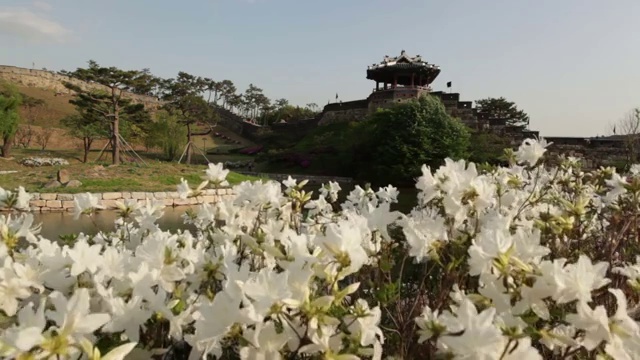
[{"xmin": 1, "ymin": 0, "xmax": 639, "ymax": 137}]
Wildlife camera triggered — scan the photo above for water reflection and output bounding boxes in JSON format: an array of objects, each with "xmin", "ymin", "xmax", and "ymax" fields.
[
  {"xmin": 34, "ymin": 207, "xmax": 194, "ymax": 240},
  {"xmin": 32, "ymin": 187, "xmax": 418, "ymax": 240}
]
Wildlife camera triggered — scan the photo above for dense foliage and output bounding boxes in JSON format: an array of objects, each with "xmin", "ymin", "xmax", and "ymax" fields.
[
  {"xmin": 2, "ymin": 138, "xmax": 640, "ymax": 359},
  {"xmin": 63, "ymin": 60, "xmax": 150, "ymax": 165},
  {"xmin": 263, "ymin": 104, "xmax": 319, "ymax": 126},
  {"xmin": 361, "ymin": 95, "xmax": 470, "ymax": 185},
  {"xmin": 161, "ymin": 72, "xmax": 217, "ymax": 164},
  {"xmin": 144, "ymin": 110, "xmax": 188, "ymax": 160},
  {"xmin": 60, "ymin": 114, "xmax": 108, "ymax": 163},
  {"xmin": 475, "ymin": 97, "xmax": 530, "ymax": 129},
  {"xmin": 0, "ymin": 84, "xmax": 22, "ymax": 158},
  {"xmin": 468, "ymin": 131, "xmax": 512, "ymax": 166}
]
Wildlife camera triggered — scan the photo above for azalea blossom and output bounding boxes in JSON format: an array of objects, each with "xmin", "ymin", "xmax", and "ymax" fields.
[
  {"xmin": 1, "ymin": 138, "xmax": 640, "ymax": 359},
  {"xmin": 73, "ymin": 193, "xmax": 103, "ymax": 219},
  {"xmin": 203, "ymin": 162, "xmax": 230, "ymax": 186}
]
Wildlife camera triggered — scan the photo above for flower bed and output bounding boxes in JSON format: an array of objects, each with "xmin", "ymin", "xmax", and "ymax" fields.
[
  {"xmin": 19, "ymin": 157, "xmax": 69, "ymax": 167},
  {"xmin": 1, "ymin": 142, "xmax": 640, "ymax": 359}
]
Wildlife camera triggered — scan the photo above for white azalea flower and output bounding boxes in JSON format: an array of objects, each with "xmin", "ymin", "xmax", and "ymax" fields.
[
  {"xmin": 177, "ymin": 178, "xmax": 192, "ymax": 199},
  {"xmin": 203, "ymin": 162, "xmax": 230, "ymax": 186},
  {"xmin": 73, "ymin": 193, "xmax": 104, "ymax": 219},
  {"xmin": 46, "ymin": 289, "xmax": 111, "ymax": 347},
  {"xmin": 515, "ymin": 137, "xmax": 551, "ymax": 166}
]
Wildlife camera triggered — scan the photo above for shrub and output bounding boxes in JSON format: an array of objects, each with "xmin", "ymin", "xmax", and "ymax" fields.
[{"xmin": 359, "ymin": 95, "xmax": 470, "ymax": 186}]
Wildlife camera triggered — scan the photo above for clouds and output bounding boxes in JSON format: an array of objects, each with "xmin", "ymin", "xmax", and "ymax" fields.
[
  {"xmin": 0, "ymin": 3, "xmax": 71, "ymax": 43},
  {"xmin": 32, "ymin": 1, "xmax": 53, "ymax": 12}
]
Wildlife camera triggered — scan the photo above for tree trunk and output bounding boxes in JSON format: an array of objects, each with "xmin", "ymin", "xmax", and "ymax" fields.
[
  {"xmin": 112, "ymin": 89, "xmax": 121, "ymax": 165},
  {"xmin": 1, "ymin": 134, "xmax": 12, "ymax": 158},
  {"xmin": 186, "ymin": 122, "xmax": 192, "ymax": 164},
  {"xmin": 112, "ymin": 116, "xmax": 120, "ymax": 165},
  {"xmin": 83, "ymin": 137, "xmax": 93, "ymax": 163}
]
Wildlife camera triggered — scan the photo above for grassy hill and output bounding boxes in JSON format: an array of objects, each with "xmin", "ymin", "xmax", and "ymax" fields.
[
  {"xmin": 0, "ymin": 79, "xmax": 255, "ymax": 152},
  {"xmin": 15, "ymin": 86, "xmax": 77, "ymax": 128},
  {"xmin": 0, "ymin": 83, "xmax": 77, "ymax": 128}
]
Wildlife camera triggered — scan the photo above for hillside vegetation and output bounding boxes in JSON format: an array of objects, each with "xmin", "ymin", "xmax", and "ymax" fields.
[
  {"xmin": 0, "ymin": 83, "xmax": 76, "ymax": 128},
  {"xmin": 0, "ymin": 79, "xmax": 255, "ymax": 152}
]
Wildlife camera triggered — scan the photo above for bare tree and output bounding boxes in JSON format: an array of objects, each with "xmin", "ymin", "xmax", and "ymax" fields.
[
  {"xmin": 17, "ymin": 96, "xmax": 46, "ymax": 149},
  {"xmin": 610, "ymin": 108, "xmax": 640, "ymax": 164},
  {"xmin": 36, "ymin": 128, "xmax": 55, "ymax": 151},
  {"xmin": 15, "ymin": 125, "xmax": 35, "ymax": 148}
]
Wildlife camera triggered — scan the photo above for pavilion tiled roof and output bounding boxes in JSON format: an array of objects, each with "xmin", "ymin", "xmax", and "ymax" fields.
[
  {"xmin": 366, "ymin": 50, "xmax": 441, "ymax": 86},
  {"xmin": 367, "ymin": 50, "xmax": 439, "ymax": 71}
]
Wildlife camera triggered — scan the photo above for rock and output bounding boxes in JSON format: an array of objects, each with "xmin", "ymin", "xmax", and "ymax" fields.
[
  {"xmin": 40, "ymin": 193, "xmax": 57, "ymax": 200},
  {"xmin": 163, "ymin": 198, "xmax": 174, "ymax": 206},
  {"xmin": 131, "ymin": 192, "xmax": 145, "ymax": 200},
  {"xmin": 153, "ymin": 192, "xmax": 167, "ymax": 199},
  {"xmin": 103, "ymin": 192, "xmax": 122, "ymax": 200},
  {"xmin": 45, "ymin": 200, "xmax": 62, "ymax": 208},
  {"xmin": 66, "ymin": 180, "xmax": 82, "ymax": 188},
  {"xmin": 44, "ymin": 180, "xmax": 62, "ymax": 189},
  {"xmin": 57, "ymin": 169, "xmax": 70, "ymax": 184},
  {"xmin": 29, "ymin": 200, "xmax": 46, "ymax": 207},
  {"xmin": 57, "ymin": 194, "xmax": 74, "ymax": 201},
  {"xmin": 173, "ymin": 198, "xmax": 190, "ymax": 206},
  {"xmin": 100, "ymin": 200, "xmax": 118, "ymax": 209}
]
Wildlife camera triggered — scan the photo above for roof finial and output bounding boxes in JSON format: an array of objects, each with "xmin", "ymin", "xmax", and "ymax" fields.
[{"xmin": 401, "ymin": 49, "xmax": 406, "ymax": 56}]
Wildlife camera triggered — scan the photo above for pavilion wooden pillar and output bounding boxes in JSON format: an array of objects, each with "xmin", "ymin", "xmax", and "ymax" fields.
[
  {"xmin": 376, "ymin": 82, "xmax": 380, "ymax": 91},
  {"xmin": 393, "ymin": 74, "xmax": 397, "ymax": 88},
  {"xmin": 411, "ymin": 73, "xmax": 415, "ymax": 88},
  {"xmin": 419, "ymin": 75, "xmax": 423, "ymax": 88},
  {"xmin": 384, "ymin": 82, "xmax": 388, "ymax": 90}
]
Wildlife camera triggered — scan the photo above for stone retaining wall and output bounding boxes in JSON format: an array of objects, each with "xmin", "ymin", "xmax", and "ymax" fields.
[{"xmin": 3, "ymin": 188, "xmax": 234, "ymax": 212}]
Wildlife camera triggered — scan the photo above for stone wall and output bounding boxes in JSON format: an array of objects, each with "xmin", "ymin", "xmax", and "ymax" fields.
[
  {"xmin": 0, "ymin": 65, "xmax": 162, "ymax": 109},
  {"xmin": 537, "ymin": 136, "xmax": 636, "ymax": 169},
  {"xmin": 547, "ymin": 145, "xmax": 628, "ymax": 169},
  {"xmin": 317, "ymin": 107, "xmax": 368, "ymax": 126},
  {"xmin": 1, "ymin": 188, "xmax": 234, "ymax": 212}
]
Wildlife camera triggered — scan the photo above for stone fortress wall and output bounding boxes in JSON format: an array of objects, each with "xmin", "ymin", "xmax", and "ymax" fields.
[
  {"xmin": 544, "ymin": 137, "xmax": 630, "ymax": 169},
  {"xmin": 317, "ymin": 100, "xmax": 369, "ymax": 126},
  {"xmin": 0, "ymin": 65, "xmax": 162, "ymax": 109}
]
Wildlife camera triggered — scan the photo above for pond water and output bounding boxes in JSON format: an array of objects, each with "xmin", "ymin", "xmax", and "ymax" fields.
[
  {"xmin": 33, "ymin": 186, "xmax": 418, "ymax": 240},
  {"xmin": 34, "ymin": 207, "xmax": 195, "ymax": 240}
]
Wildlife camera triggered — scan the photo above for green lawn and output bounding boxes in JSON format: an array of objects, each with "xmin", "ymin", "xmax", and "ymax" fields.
[{"xmin": 0, "ymin": 148, "xmax": 260, "ymax": 193}]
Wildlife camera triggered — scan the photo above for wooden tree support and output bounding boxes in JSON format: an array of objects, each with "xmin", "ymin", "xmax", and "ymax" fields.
[
  {"xmin": 177, "ymin": 141, "xmax": 210, "ymax": 165},
  {"xmin": 94, "ymin": 136, "xmax": 148, "ymax": 166}
]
